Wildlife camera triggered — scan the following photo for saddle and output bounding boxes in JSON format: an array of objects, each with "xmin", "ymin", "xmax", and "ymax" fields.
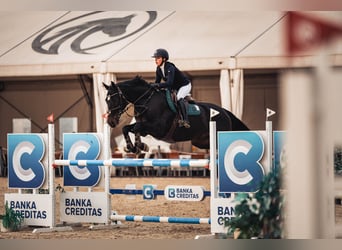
[{"xmin": 165, "ymin": 90, "xmax": 200, "ymax": 116}]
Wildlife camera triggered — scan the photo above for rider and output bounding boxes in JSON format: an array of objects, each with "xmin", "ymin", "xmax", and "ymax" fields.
[{"xmin": 151, "ymin": 48, "xmax": 191, "ymax": 128}]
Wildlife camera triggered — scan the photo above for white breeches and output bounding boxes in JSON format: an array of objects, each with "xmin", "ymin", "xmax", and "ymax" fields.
[{"xmin": 177, "ymin": 82, "xmax": 192, "ymax": 100}]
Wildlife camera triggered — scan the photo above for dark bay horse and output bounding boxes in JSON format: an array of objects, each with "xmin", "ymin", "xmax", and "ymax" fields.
[{"xmin": 103, "ymin": 76, "xmax": 249, "ymax": 153}]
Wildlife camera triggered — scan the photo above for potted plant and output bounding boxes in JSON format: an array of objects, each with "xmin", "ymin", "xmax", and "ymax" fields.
[
  {"xmin": 225, "ymin": 167, "xmax": 284, "ymax": 239},
  {"xmin": 1, "ymin": 202, "xmax": 23, "ymax": 232}
]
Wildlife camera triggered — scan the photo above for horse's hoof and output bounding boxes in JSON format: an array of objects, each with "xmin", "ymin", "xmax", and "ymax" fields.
[
  {"xmin": 136, "ymin": 143, "xmax": 149, "ymax": 152},
  {"xmin": 132, "ymin": 147, "xmax": 141, "ymax": 154},
  {"xmin": 124, "ymin": 144, "xmax": 134, "ymax": 153},
  {"xmin": 142, "ymin": 143, "xmax": 149, "ymax": 152},
  {"xmin": 124, "ymin": 146, "xmax": 140, "ymax": 154}
]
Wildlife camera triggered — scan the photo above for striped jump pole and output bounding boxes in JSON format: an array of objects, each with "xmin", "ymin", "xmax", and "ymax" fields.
[
  {"xmin": 53, "ymin": 158, "xmax": 210, "ymax": 168},
  {"xmin": 110, "ymin": 188, "xmax": 211, "ymax": 197},
  {"xmin": 111, "ymin": 214, "xmax": 211, "ymax": 224}
]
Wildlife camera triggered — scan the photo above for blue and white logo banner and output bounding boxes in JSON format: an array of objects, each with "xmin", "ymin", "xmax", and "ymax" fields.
[
  {"xmin": 273, "ymin": 131, "xmax": 287, "ymax": 170},
  {"xmin": 143, "ymin": 184, "xmax": 156, "ymax": 200},
  {"xmin": 63, "ymin": 133, "xmax": 104, "ymax": 187},
  {"xmin": 218, "ymin": 131, "xmax": 268, "ymax": 193},
  {"xmin": 7, "ymin": 134, "xmax": 48, "ymax": 189}
]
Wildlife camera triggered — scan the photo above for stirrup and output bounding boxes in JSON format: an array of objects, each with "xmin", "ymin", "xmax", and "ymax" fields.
[
  {"xmin": 183, "ymin": 121, "xmax": 190, "ymax": 128},
  {"xmin": 178, "ymin": 120, "xmax": 191, "ymax": 128}
]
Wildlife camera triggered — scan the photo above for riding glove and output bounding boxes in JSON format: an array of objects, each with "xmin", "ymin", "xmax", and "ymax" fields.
[{"xmin": 150, "ymin": 83, "xmax": 160, "ymax": 88}]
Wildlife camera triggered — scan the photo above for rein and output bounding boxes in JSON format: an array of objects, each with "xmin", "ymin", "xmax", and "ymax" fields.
[
  {"xmin": 108, "ymin": 84, "xmax": 155, "ymax": 118},
  {"xmin": 133, "ymin": 88, "xmax": 155, "ymax": 117}
]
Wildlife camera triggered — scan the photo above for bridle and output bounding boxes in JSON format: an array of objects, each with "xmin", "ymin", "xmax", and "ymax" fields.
[
  {"xmin": 106, "ymin": 89, "xmax": 126, "ymax": 120},
  {"xmin": 106, "ymin": 83, "xmax": 155, "ymax": 118}
]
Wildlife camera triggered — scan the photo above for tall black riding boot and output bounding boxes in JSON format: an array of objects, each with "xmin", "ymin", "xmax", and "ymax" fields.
[{"xmin": 178, "ymin": 98, "xmax": 190, "ymax": 128}]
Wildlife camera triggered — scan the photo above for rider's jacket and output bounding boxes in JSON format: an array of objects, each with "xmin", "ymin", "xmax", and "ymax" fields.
[{"xmin": 155, "ymin": 61, "xmax": 190, "ymax": 90}]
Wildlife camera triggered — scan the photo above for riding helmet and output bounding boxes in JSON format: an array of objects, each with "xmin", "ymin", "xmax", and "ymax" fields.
[{"xmin": 152, "ymin": 48, "xmax": 169, "ymax": 60}]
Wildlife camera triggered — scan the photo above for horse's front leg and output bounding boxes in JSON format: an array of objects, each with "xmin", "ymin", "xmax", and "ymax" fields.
[
  {"xmin": 134, "ymin": 122, "xmax": 149, "ymax": 152},
  {"xmin": 122, "ymin": 124, "xmax": 139, "ymax": 154},
  {"xmin": 134, "ymin": 132, "xmax": 149, "ymax": 153}
]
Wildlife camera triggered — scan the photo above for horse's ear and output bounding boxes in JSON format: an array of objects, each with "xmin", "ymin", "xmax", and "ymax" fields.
[
  {"xmin": 102, "ymin": 82, "xmax": 109, "ymax": 90},
  {"xmin": 111, "ymin": 81, "xmax": 116, "ymax": 87}
]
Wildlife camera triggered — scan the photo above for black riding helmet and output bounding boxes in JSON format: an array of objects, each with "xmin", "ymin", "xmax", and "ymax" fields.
[{"xmin": 152, "ymin": 48, "xmax": 169, "ymax": 60}]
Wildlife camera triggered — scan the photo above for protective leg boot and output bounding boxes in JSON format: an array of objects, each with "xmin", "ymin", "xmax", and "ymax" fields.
[{"xmin": 178, "ymin": 99, "xmax": 190, "ymax": 128}]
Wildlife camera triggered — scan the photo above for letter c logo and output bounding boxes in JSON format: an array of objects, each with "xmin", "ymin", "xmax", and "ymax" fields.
[{"xmin": 224, "ymin": 140, "xmax": 253, "ymax": 185}]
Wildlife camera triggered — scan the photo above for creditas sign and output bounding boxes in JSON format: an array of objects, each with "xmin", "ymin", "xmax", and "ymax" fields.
[
  {"xmin": 211, "ymin": 130, "xmax": 286, "ymax": 234},
  {"xmin": 60, "ymin": 192, "xmax": 109, "ymax": 224},
  {"xmin": 164, "ymin": 185, "xmax": 205, "ymax": 201},
  {"xmin": 4, "ymin": 193, "xmax": 53, "ymax": 227},
  {"xmin": 6, "ymin": 133, "xmax": 53, "ymax": 227}
]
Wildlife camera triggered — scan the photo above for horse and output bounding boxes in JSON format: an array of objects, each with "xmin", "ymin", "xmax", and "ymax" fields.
[{"xmin": 103, "ymin": 76, "xmax": 249, "ymax": 154}]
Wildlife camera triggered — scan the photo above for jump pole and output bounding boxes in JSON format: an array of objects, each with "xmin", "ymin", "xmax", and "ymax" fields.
[
  {"xmin": 53, "ymin": 159, "xmax": 210, "ymax": 168},
  {"xmin": 109, "ymin": 188, "xmax": 211, "ymax": 197},
  {"xmin": 111, "ymin": 214, "xmax": 210, "ymax": 224}
]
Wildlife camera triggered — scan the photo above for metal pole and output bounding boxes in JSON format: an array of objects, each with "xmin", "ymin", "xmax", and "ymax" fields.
[
  {"xmin": 103, "ymin": 121, "xmax": 111, "ymax": 224},
  {"xmin": 48, "ymin": 123, "xmax": 56, "ymax": 228},
  {"xmin": 266, "ymin": 120, "xmax": 273, "ymax": 172}
]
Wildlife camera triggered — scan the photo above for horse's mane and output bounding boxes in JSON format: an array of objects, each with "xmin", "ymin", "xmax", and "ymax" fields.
[{"xmin": 118, "ymin": 75, "xmax": 150, "ymax": 89}]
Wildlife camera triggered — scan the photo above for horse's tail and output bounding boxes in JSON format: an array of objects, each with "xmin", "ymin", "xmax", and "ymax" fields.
[
  {"xmin": 221, "ymin": 108, "xmax": 249, "ymax": 131},
  {"xmin": 197, "ymin": 102, "xmax": 249, "ymax": 131}
]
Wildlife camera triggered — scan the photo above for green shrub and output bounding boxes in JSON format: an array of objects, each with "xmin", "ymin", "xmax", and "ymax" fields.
[
  {"xmin": 1, "ymin": 202, "xmax": 23, "ymax": 231},
  {"xmin": 225, "ymin": 167, "xmax": 284, "ymax": 239}
]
